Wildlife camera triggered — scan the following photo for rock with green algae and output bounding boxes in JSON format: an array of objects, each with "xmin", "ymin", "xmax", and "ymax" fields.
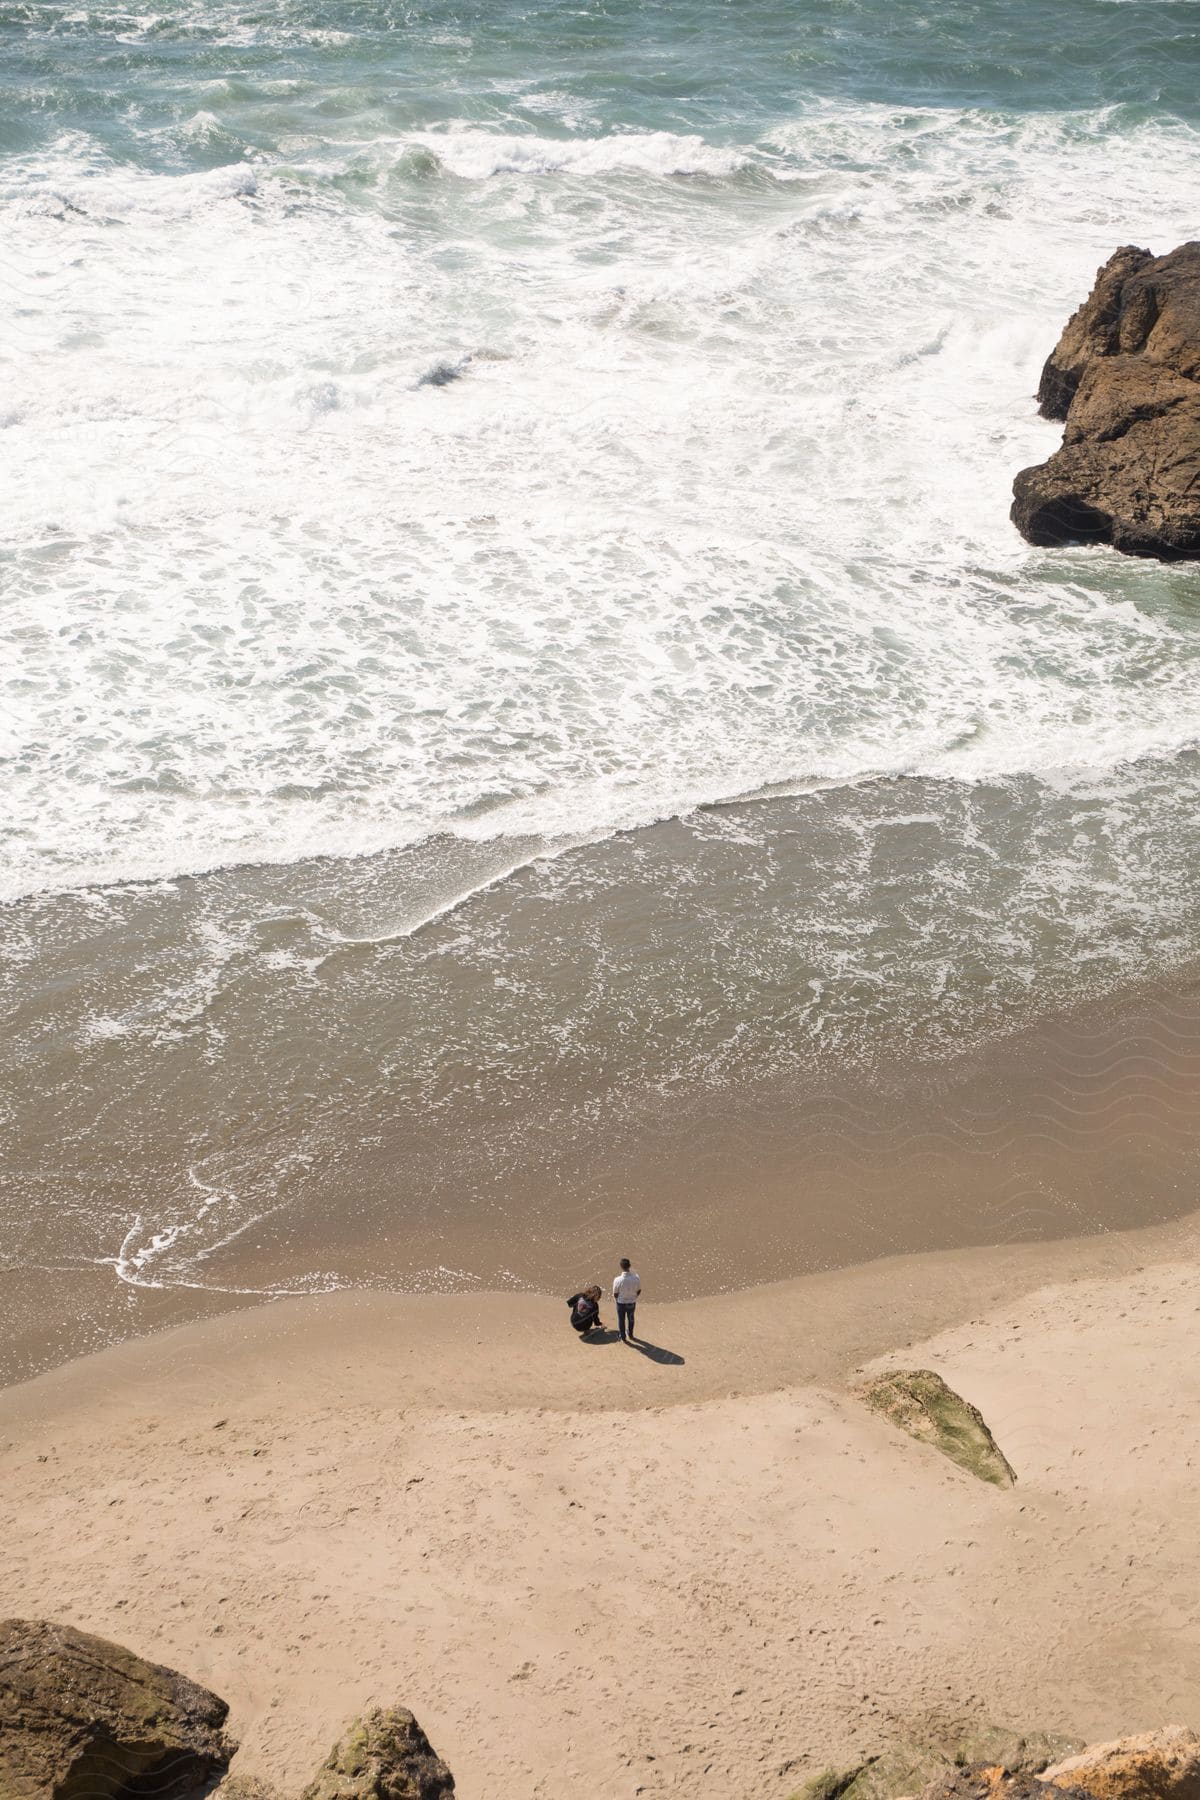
[
  {"xmin": 827, "ymin": 1732, "xmax": 1200, "ymax": 1800},
  {"xmin": 851, "ymin": 1369, "xmax": 1017, "ymax": 1488},
  {"xmin": 299, "ymin": 1708, "xmax": 455, "ymax": 1800},
  {"xmin": 0, "ymin": 1616, "xmax": 233, "ymax": 1800},
  {"xmin": 789, "ymin": 1721, "xmax": 1082, "ymax": 1800}
]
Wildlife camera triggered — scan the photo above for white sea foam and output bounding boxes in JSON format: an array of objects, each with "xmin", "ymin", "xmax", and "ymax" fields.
[
  {"xmin": 3, "ymin": 103, "xmax": 1200, "ymax": 902},
  {"xmin": 406, "ymin": 126, "xmax": 749, "ymax": 179}
]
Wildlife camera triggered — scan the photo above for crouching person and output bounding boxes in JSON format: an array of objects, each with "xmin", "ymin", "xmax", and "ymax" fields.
[{"xmin": 567, "ymin": 1286, "xmax": 604, "ymax": 1337}]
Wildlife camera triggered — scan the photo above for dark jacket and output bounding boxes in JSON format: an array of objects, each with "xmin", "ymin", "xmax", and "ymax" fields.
[{"xmin": 567, "ymin": 1292, "xmax": 600, "ymax": 1332}]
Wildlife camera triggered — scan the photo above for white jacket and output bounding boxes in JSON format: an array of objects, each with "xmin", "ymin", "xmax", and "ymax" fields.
[{"xmin": 612, "ymin": 1270, "xmax": 641, "ymax": 1304}]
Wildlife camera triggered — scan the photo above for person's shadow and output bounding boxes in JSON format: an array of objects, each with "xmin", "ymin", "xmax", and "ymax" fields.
[
  {"xmin": 628, "ymin": 1337, "xmax": 685, "ymax": 1365},
  {"xmin": 580, "ymin": 1331, "xmax": 684, "ymax": 1365}
]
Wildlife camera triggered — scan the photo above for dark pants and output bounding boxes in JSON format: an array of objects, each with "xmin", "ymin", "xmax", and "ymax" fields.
[{"xmin": 617, "ymin": 1302, "xmax": 636, "ymax": 1341}]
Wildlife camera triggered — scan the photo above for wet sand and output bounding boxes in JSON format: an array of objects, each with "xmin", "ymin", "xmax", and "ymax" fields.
[
  {"xmin": 6, "ymin": 771, "xmax": 1200, "ymax": 1386},
  {"xmin": 6, "ymin": 959, "xmax": 1200, "ymax": 1386}
]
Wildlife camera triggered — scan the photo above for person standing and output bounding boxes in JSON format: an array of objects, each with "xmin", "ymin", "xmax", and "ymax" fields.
[{"xmin": 612, "ymin": 1258, "xmax": 641, "ymax": 1343}]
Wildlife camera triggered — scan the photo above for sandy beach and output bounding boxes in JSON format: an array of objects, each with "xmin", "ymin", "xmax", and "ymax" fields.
[
  {"xmin": 7, "ymin": 1, "xmax": 1200, "ymax": 1794},
  {"xmin": 5, "ymin": 1209, "xmax": 1200, "ymax": 1798}
]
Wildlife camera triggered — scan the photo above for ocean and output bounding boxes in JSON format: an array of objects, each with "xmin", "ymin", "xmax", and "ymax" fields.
[{"xmin": 3, "ymin": 0, "xmax": 1200, "ymax": 1379}]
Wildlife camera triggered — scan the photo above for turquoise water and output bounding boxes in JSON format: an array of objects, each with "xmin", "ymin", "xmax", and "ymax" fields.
[
  {"xmin": 3, "ymin": 0, "xmax": 1200, "ymax": 1354},
  {"xmin": 4, "ymin": 0, "xmax": 1200, "ymax": 163}
]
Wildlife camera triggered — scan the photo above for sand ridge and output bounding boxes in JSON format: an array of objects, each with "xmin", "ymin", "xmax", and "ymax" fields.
[{"xmin": 3, "ymin": 1220, "xmax": 1200, "ymax": 1799}]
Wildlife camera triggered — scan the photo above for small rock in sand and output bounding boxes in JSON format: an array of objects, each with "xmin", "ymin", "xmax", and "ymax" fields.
[
  {"xmin": 299, "ymin": 1705, "xmax": 456, "ymax": 1800},
  {"xmin": 851, "ymin": 1370, "xmax": 1017, "ymax": 1487}
]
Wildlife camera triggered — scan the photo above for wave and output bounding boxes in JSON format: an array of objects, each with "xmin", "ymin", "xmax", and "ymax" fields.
[
  {"xmin": 1, "ymin": 138, "xmax": 260, "ymax": 220},
  {"xmin": 403, "ymin": 127, "xmax": 750, "ymax": 181},
  {"xmin": 6, "ymin": 724, "xmax": 1200, "ymax": 907}
]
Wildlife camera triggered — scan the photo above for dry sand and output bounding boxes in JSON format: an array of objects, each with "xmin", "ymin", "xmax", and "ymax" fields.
[{"xmin": 4, "ymin": 1213, "xmax": 1200, "ymax": 1799}]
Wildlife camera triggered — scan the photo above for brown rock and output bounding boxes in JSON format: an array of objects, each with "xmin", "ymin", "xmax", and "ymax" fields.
[
  {"xmin": 0, "ymin": 1616, "xmax": 234, "ymax": 1800},
  {"xmin": 921, "ymin": 1770, "xmax": 1093, "ymax": 1800},
  {"xmin": 1039, "ymin": 1727, "xmax": 1200, "ymax": 1800},
  {"xmin": 914, "ymin": 1733, "xmax": 1200, "ymax": 1800},
  {"xmin": 299, "ymin": 1707, "xmax": 455, "ymax": 1800},
  {"xmin": 1012, "ymin": 242, "xmax": 1200, "ymax": 559},
  {"xmin": 1036, "ymin": 244, "xmax": 1153, "ymax": 419}
]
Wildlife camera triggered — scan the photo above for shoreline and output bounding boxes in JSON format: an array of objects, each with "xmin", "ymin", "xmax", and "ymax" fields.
[
  {"xmin": 5, "ymin": 1208, "xmax": 1200, "ymax": 1797},
  {"xmin": 8, "ymin": 955, "xmax": 1200, "ymax": 1389},
  {"xmin": 7, "ymin": 1199, "xmax": 1200, "ymax": 1417}
]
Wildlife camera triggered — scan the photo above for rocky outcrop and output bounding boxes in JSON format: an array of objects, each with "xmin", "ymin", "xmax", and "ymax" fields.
[
  {"xmin": 0, "ymin": 1617, "xmax": 234, "ymax": 1800},
  {"xmin": 1011, "ymin": 242, "xmax": 1200, "ymax": 559},
  {"xmin": 792, "ymin": 1723, "xmax": 1081, "ymax": 1800},
  {"xmin": 795, "ymin": 1729, "xmax": 1200, "ymax": 1800},
  {"xmin": 922, "ymin": 1769, "xmax": 1093, "ymax": 1800},
  {"xmin": 791, "ymin": 1735, "xmax": 1086, "ymax": 1800},
  {"xmin": 1039, "ymin": 1728, "xmax": 1200, "ymax": 1800},
  {"xmin": 299, "ymin": 1708, "xmax": 455, "ymax": 1800},
  {"xmin": 852, "ymin": 1369, "xmax": 1017, "ymax": 1487}
]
